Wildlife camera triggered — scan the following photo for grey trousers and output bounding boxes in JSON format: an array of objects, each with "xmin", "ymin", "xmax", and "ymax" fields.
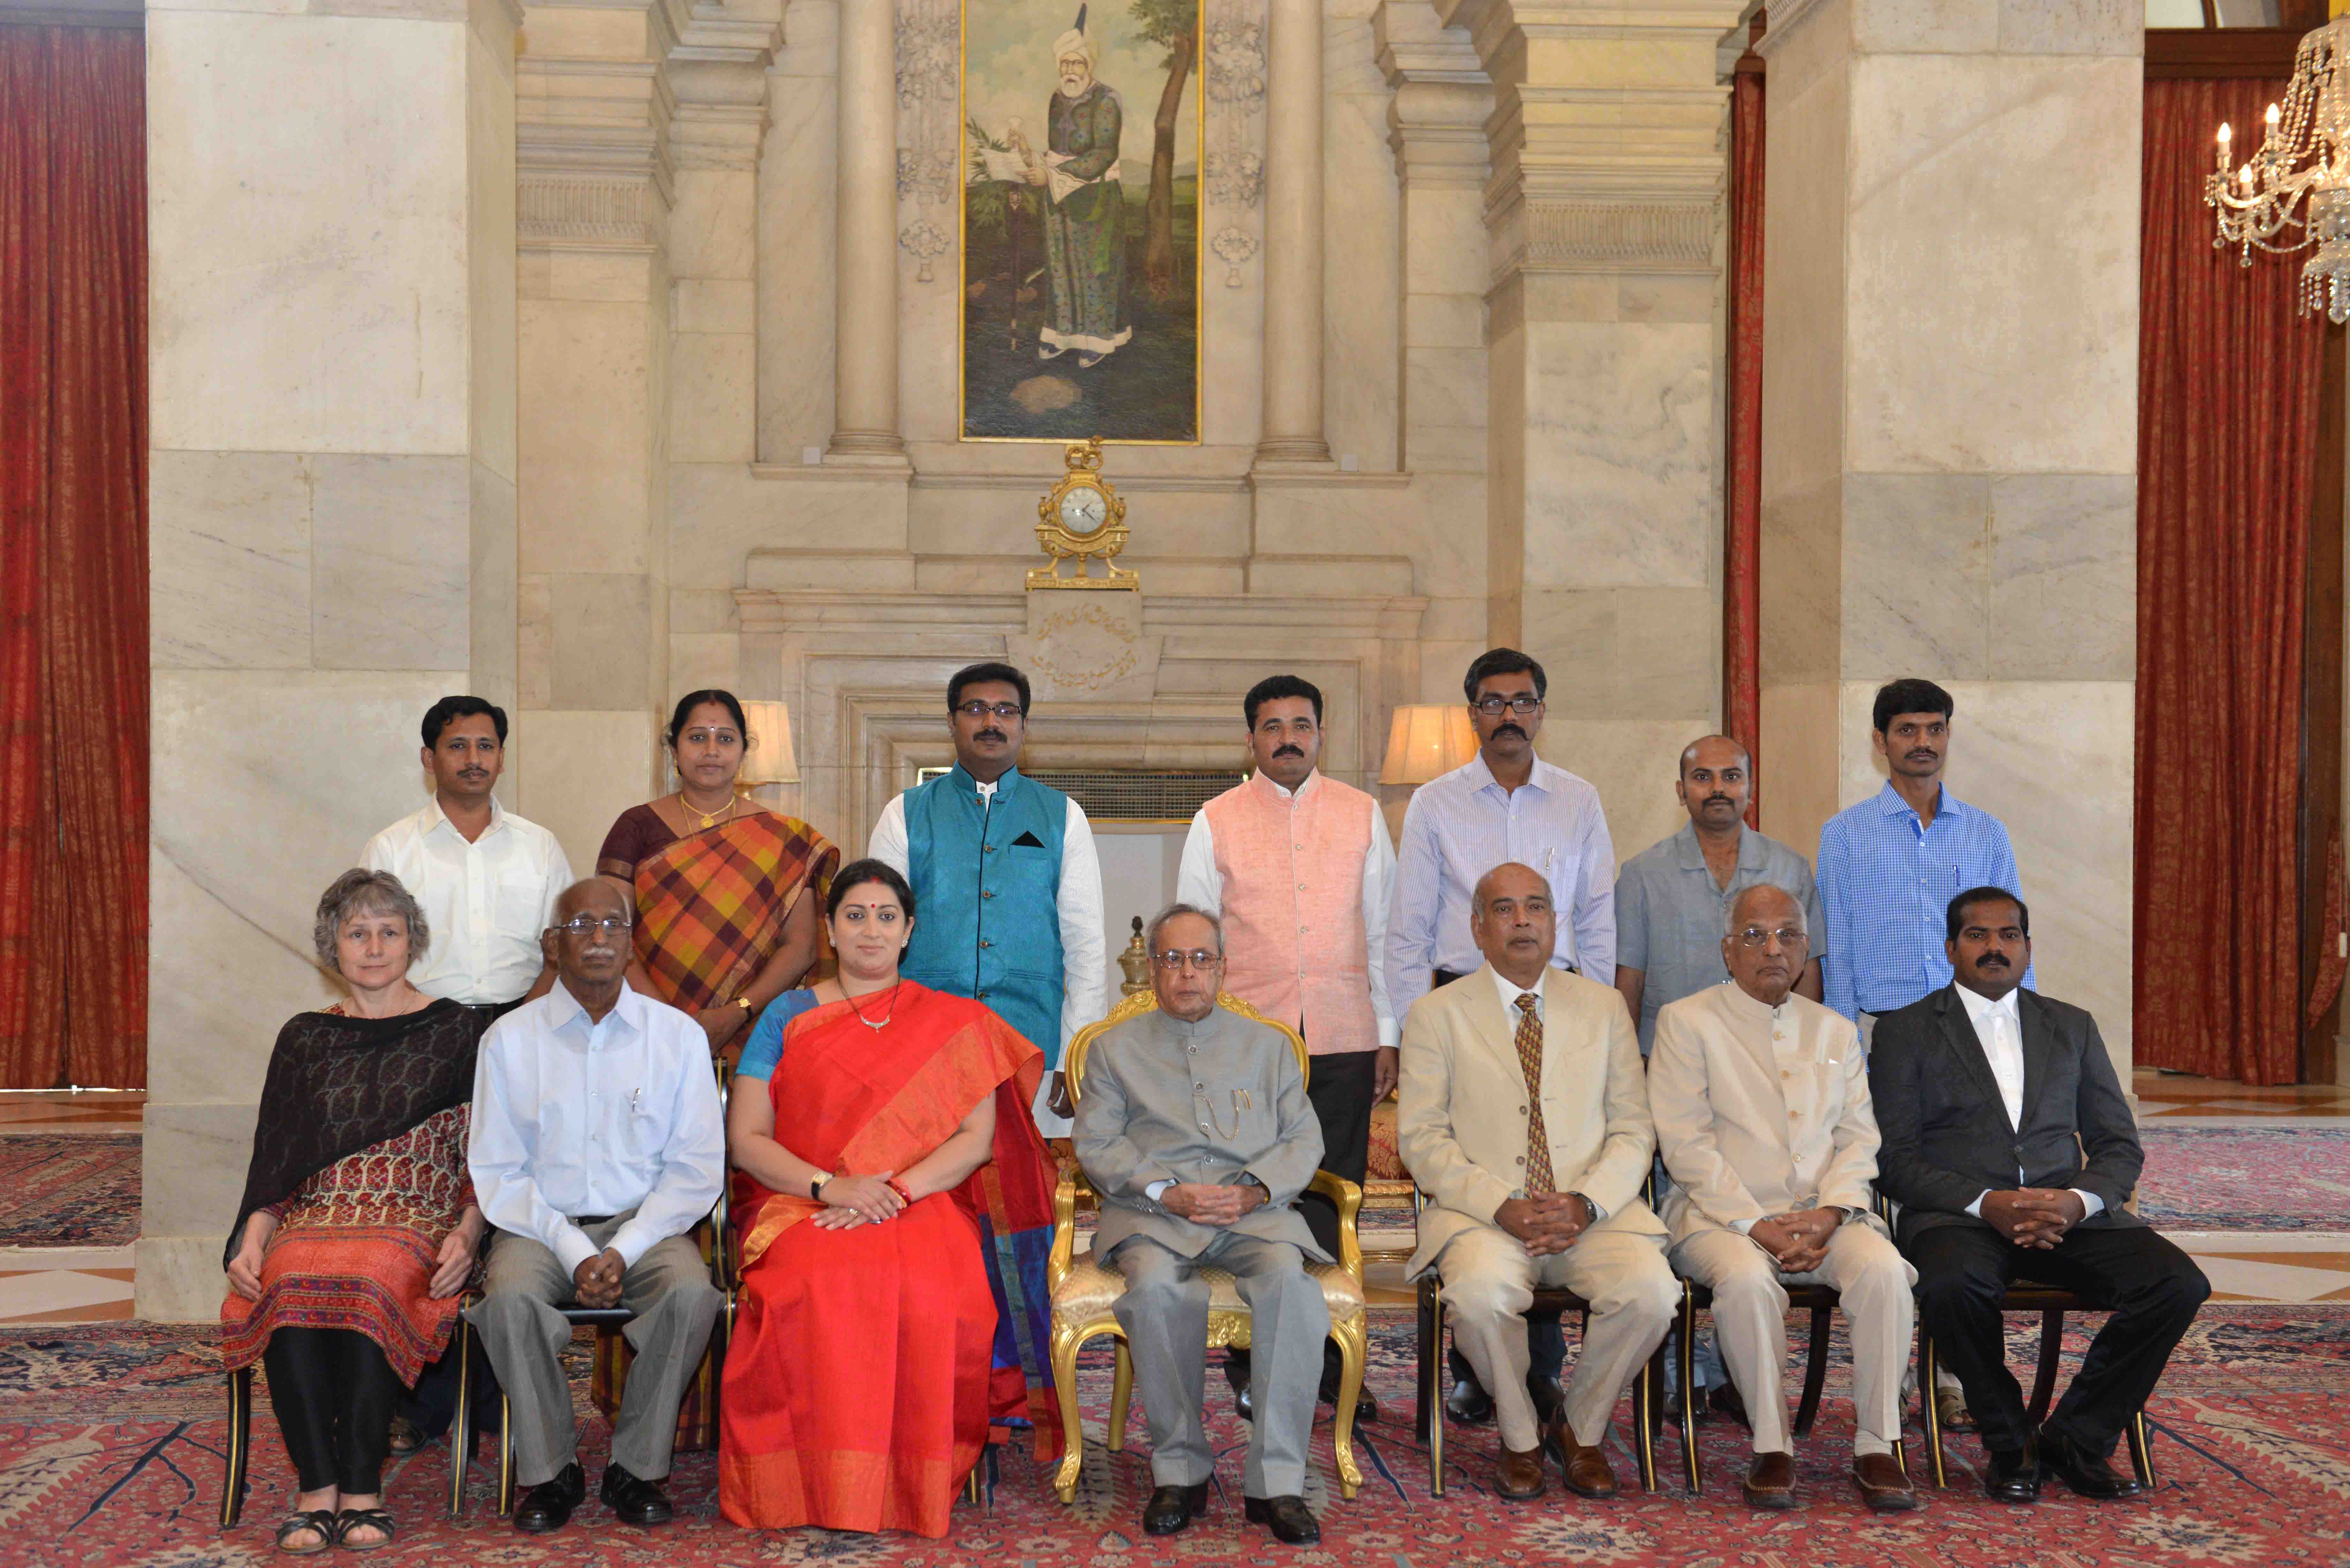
[
  {"xmin": 1110, "ymin": 1232, "xmax": 1329, "ymax": 1498},
  {"xmin": 467, "ymin": 1217, "xmax": 721, "ymax": 1487}
]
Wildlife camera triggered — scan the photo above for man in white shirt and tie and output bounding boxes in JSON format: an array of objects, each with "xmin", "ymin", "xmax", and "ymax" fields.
[
  {"xmin": 468, "ymin": 878, "xmax": 725, "ymax": 1535},
  {"xmin": 363, "ymin": 696, "xmax": 570, "ymax": 1022},
  {"xmin": 1868, "ymin": 887, "xmax": 2208, "ymax": 1506}
]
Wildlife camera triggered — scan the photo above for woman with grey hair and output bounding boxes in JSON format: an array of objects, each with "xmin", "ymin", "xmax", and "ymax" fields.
[{"xmin": 221, "ymin": 869, "xmax": 489, "ymax": 1554}]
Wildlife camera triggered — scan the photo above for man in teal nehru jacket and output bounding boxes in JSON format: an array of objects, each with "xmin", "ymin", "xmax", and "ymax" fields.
[{"xmin": 869, "ymin": 662, "xmax": 1107, "ymax": 1133}]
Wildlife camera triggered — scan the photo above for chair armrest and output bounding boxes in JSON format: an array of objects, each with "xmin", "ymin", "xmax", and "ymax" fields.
[
  {"xmin": 1307, "ymin": 1170, "xmax": 1364, "ymax": 1286},
  {"xmin": 1048, "ymin": 1168, "xmax": 1092, "ymax": 1293}
]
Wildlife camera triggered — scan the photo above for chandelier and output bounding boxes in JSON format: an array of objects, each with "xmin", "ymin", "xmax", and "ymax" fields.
[{"xmin": 2209, "ymin": 16, "xmax": 2350, "ymax": 323}]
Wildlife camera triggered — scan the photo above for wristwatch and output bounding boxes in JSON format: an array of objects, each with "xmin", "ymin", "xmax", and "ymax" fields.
[
  {"xmin": 810, "ymin": 1173, "xmax": 831, "ymax": 1200},
  {"xmin": 735, "ymin": 996, "xmax": 755, "ymax": 1017}
]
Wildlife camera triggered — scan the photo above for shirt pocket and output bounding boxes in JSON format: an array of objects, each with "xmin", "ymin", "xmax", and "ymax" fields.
[{"xmin": 497, "ymin": 870, "xmax": 552, "ymax": 939}]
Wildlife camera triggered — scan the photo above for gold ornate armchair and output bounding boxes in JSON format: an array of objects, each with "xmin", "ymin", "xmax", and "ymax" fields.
[{"xmin": 1047, "ymin": 989, "xmax": 1368, "ymax": 1504}]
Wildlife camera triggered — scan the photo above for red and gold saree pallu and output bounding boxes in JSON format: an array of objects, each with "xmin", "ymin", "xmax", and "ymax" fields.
[
  {"xmin": 719, "ymin": 983, "xmax": 1062, "ymax": 1536},
  {"xmin": 631, "ymin": 812, "xmax": 838, "ymax": 1014}
]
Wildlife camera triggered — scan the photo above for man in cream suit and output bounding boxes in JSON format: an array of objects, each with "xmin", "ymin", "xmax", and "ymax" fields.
[
  {"xmin": 1398, "ymin": 862, "xmax": 1676, "ymax": 1501},
  {"xmin": 1649, "ymin": 884, "xmax": 1921, "ymax": 1513},
  {"xmin": 1073, "ymin": 904, "xmax": 1330, "ymax": 1545}
]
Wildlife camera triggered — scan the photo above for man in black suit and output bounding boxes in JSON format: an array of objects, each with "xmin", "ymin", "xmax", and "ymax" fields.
[{"xmin": 1869, "ymin": 887, "xmax": 2207, "ymax": 1504}]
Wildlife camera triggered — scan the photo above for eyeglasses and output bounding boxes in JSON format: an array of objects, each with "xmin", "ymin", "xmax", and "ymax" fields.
[
  {"xmin": 1473, "ymin": 695, "xmax": 1543, "ymax": 716},
  {"xmin": 1732, "ymin": 926, "xmax": 1808, "ymax": 949},
  {"xmin": 955, "ymin": 701, "xmax": 1025, "ymax": 720},
  {"xmin": 557, "ymin": 916, "xmax": 631, "ymax": 936},
  {"xmin": 1152, "ymin": 949, "xmax": 1223, "ymax": 971}
]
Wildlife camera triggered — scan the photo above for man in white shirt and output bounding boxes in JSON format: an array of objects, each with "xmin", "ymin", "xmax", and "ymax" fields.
[
  {"xmin": 1869, "ymin": 887, "xmax": 2208, "ymax": 1506},
  {"xmin": 467, "ymin": 878, "xmax": 725, "ymax": 1536},
  {"xmin": 1178, "ymin": 674, "xmax": 1395, "ymax": 1424},
  {"xmin": 362, "ymin": 696, "xmax": 569, "ymax": 1019},
  {"xmin": 1648, "ymin": 885, "xmax": 1920, "ymax": 1513},
  {"xmin": 869, "ymin": 662, "xmax": 1106, "ymax": 1133}
]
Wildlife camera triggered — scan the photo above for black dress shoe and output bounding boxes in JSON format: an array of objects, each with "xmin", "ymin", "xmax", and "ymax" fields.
[
  {"xmin": 2040, "ymin": 1429, "xmax": 2147, "ymax": 1501},
  {"xmin": 599, "ymin": 1462, "xmax": 674, "ymax": 1527},
  {"xmin": 1983, "ymin": 1443, "xmax": 2043, "ymax": 1505},
  {"xmin": 1245, "ymin": 1494, "xmax": 1321, "ymax": 1544},
  {"xmin": 1142, "ymin": 1481, "xmax": 1209, "ymax": 1535},
  {"xmin": 1445, "ymin": 1372, "xmax": 1495, "ymax": 1425},
  {"xmin": 513, "ymin": 1461, "xmax": 586, "ymax": 1534}
]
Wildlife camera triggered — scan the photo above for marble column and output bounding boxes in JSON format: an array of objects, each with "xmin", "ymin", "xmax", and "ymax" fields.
[
  {"xmin": 1255, "ymin": 0, "xmax": 1331, "ymax": 464},
  {"xmin": 141, "ymin": 0, "xmax": 519, "ymax": 1319},
  {"xmin": 828, "ymin": 0, "xmax": 906, "ymax": 461},
  {"xmin": 513, "ymin": 0, "xmax": 678, "ymax": 873},
  {"xmin": 1440, "ymin": 0, "xmax": 1746, "ymax": 857},
  {"xmin": 1757, "ymin": 0, "xmax": 2142, "ymax": 1064}
]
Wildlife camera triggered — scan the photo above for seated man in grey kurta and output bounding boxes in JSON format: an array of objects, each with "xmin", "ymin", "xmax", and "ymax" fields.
[{"xmin": 1073, "ymin": 904, "xmax": 1329, "ymax": 1546}]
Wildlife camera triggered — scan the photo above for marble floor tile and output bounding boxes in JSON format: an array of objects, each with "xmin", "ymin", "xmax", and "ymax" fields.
[
  {"xmin": 0, "ymin": 1090, "xmax": 146, "ymax": 1133},
  {"xmin": 0, "ymin": 1265, "xmax": 136, "ymax": 1323}
]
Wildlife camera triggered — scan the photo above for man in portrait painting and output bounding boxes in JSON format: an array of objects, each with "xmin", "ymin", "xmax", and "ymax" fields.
[{"xmin": 1027, "ymin": 6, "xmax": 1130, "ymax": 368}]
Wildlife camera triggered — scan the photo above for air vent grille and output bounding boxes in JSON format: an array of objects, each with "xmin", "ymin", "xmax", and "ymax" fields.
[{"xmin": 914, "ymin": 767, "xmax": 1246, "ymax": 823}]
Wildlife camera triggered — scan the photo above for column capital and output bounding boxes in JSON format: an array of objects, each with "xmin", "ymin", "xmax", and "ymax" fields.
[
  {"xmin": 517, "ymin": 0, "xmax": 686, "ymax": 252},
  {"xmin": 1377, "ymin": 0, "xmax": 1494, "ymax": 188},
  {"xmin": 670, "ymin": 1, "xmax": 787, "ymax": 171}
]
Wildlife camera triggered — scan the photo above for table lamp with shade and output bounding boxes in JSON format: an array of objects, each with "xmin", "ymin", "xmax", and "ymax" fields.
[
  {"xmin": 1377, "ymin": 704, "xmax": 1478, "ymax": 842},
  {"xmin": 735, "ymin": 700, "xmax": 800, "ymax": 801}
]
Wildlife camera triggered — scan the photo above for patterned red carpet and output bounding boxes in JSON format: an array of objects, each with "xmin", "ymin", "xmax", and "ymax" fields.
[
  {"xmin": 2135, "ymin": 1127, "xmax": 2350, "ymax": 1231},
  {"xmin": 4, "ymin": 1308, "xmax": 2346, "ymax": 1566},
  {"xmin": 0, "ymin": 1135, "xmax": 140, "ymax": 1247}
]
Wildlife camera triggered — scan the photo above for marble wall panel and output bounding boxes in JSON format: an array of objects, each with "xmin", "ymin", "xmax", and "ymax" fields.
[
  {"xmin": 515, "ymin": 708, "xmax": 664, "ymax": 877},
  {"xmin": 138, "ymin": 1101, "xmax": 272, "ymax": 1320},
  {"xmin": 519, "ymin": 295, "xmax": 658, "ymax": 575},
  {"xmin": 1987, "ymin": 472, "xmax": 2135, "ymax": 682},
  {"xmin": 1252, "ymin": 473, "xmax": 1486, "ymax": 598},
  {"xmin": 676, "ymin": 278, "xmax": 756, "ymax": 335},
  {"xmin": 671, "ymin": 586, "xmax": 741, "ymax": 634},
  {"xmin": 1521, "ymin": 585, "xmax": 1718, "ymax": 720},
  {"xmin": 546, "ymin": 574, "xmax": 656, "ymax": 710},
  {"xmin": 1326, "ymin": 69, "xmax": 1403, "ymax": 473},
  {"xmin": 518, "ymin": 573, "xmax": 554, "ymax": 707},
  {"xmin": 670, "ymin": 466, "xmax": 912, "ymax": 584},
  {"xmin": 670, "ymin": 168, "xmax": 757, "ymax": 281},
  {"xmin": 467, "ymin": 7, "xmax": 518, "ymax": 485},
  {"xmin": 149, "ymin": 451, "xmax": 311, "ymax": 670},
  {"xmin": 470, "ymin": 459, "xmax": 520, "ymax": 709},
  {"xmin": 1521, "ymin": 321, "xmax": 1714, "ymax": 591},
  {"xmin": 671, "ymin": 331, "xmax": 758, "ymax": 464},
  {"xmin": 669, "ymin": 632, "xmax": 742, "ymax": 699},
  {"xmin": 1754, "ymin": 678, "xmax": 1842, "ymax": 859},
  {"xmin": 1839, "ymin": 471, "xmax": 1990, "ymax": 679},
  {"xmin": 758, "ymin": 63, "xmax": 838, "ymax": 463},
  {"xmin": 1845, "ymin": 53, "xmax": 2139, "ymax": 475},
  {"xmin": 148, "ymin": 10, "xmax": 471, "ymax": 456},
  {"xmin": 1996, "ymin": 0, "xmax": 2139, "ymax": 53},
  {"xmin": 1402, "ymin": 185, "xmax": 1486, "ymax": 302},
  {"xmin": 1760, "ymin": 476, "xmax": 1844, "ymax": 684},
  {"xmin": 310, "ymin": 454, "xmax": 474, "ymax": 669},
  {"xmin": 1405, "ymin": 291, "xmax": 1483, "ymax": 351},
  {"xmin": 898, "ymin": 230, "xmax": 959, "ymax": 445},
  {"xmin": 136, "ymin": 1235, "xmax": 235, "ymax": 1323},
  {"xmin": 1758, "ymin": 0, "xmax": 1848, "ymax": 505},
  {"xmin": 1537, "ymin": 718, "xmax": 1727, "ymax": 874},
  {"xmin": 1850, "ymin": 0, "xmax": 1997, "ymax": 52}
]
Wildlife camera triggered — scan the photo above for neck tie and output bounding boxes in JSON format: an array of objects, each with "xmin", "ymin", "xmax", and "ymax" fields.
[{"xmin": 1512, "ymin": 992, "xmax": 1556, "ymax": 1196}]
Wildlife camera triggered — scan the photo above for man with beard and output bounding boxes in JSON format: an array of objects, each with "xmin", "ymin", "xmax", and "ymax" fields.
[
  {"xmin": 1178, "ymin": 675, "xmax": 1396, "ymax": 1425},
  {"xmin": 1869, "ymin": 889, "xmax": 2206, "ymax": 1505},
  {"xmin": 1387, "ymin": 647, "xmax": 1617, "ymax": 1425},
  {"xmin": 870, "ymin": 661, "xmax": 1106, "ymax": 1134},
  {"xmin": 1025, "ymin": 6, "xmax": 1129, "ymax": 367}
]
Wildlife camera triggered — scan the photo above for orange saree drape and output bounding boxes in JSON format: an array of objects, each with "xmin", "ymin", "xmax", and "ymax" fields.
[{"xmin": 720, "ymin": 983, "xmax": 1060, "ymax": 1537}]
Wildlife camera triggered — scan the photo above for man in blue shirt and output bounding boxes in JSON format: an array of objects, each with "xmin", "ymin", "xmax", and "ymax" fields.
[{"xmin": 1816, "ymin": 679, "xmax": 2028, "ymax": 1034}]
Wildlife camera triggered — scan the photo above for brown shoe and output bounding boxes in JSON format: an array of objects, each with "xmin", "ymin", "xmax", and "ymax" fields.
[
  {"xmin": 1853, "ymin": 1451, "xmax": 1922, "ymax": 1513},
  {"xmin": 1553, "ymin": 1426, "xmax": 1619, "ymax": 1499},
  {"xmin": 1742, "ymin": 1450, "xmax": 1798, "ymax": 1510},
  {"xmin": 1494, "ymin": 1441, "xmax": 1546, "ymax": 1500}
]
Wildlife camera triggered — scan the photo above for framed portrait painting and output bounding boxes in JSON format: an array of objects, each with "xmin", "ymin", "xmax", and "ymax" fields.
[{"xmin": 960, "ymin": 0, "xmax": 1203, "ymax": 443}]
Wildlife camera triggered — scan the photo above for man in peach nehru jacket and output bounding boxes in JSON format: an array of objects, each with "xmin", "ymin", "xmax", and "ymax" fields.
[{"xmin": 1178, "ymin": 674, "xmax": 1395, "ymax": 1424}]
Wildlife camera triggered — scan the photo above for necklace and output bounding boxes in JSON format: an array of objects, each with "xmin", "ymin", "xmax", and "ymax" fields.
[
  {"xmin": 682, "ymin": 789, "xmax": 737, "ymax": 830},
  {"xmin": 844, "ymin": 980, "xmax": 904, "ymax": 1032}
]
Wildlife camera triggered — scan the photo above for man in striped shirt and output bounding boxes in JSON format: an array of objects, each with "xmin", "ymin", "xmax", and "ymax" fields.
[{"xmin": 1816, "ymin": 679, "xmax": 2029, "ymax": 1037}]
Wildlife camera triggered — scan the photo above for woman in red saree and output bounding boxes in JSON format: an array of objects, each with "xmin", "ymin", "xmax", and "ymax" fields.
[{"xmin": 721, "ymin": 858, "xmax": 1061, "ymax": 1535}]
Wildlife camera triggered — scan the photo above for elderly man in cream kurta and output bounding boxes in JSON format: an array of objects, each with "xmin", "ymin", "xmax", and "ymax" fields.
[
  {"xmin": 1074, "ymin": 904, "xmax": 1330, "ymax": 1545},
  {"xmin": 1399, "ymin": 863, "xmax": 1676, "ymax": 1501},
  {"xmin": 1648, "ymin": 884, "xmax": 1921, "ymax": 1514}
]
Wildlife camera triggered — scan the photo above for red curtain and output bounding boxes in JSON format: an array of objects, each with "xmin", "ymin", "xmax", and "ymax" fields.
[
  {"xmin": 1724, "ymin": 66, "xmax": 1764, "ymax": 826},
  {"xmin": 2135, "ymin": 76, "xmax": 2323, "ymax": 1086},
  {"xmin": 0, "ymin": 24, "xmax": 147, "ymax": 1089}
]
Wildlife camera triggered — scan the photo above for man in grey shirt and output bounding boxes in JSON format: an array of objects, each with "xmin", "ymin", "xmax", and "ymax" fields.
[{"xmin": 1615, "ymin": 735, "xmax": 1824, "ymax": 1053}]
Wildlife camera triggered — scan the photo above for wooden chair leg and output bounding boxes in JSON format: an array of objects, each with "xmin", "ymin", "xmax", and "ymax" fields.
[
  {"xmin": 1414, "ymin": 1280, "xmax": 1437, "ymax": 1443},
  {"xmin": 1050, "ymin": 1325, "xmax": 1091, "ymax": 1504},
  {"xmin": 2027, "ymin": 1309, "xmax": 2064, "ymax": 1425},
  {"xmin": 1793, "ymin": 1305, "xmax": 1832, "ymax": 1437},
  {"xmin": 221, "ymin": 1367, "xmax": 252, "ymax": 1529},
  {"xmin": 1107, "ymin": 1339, "xmax": 1134, "ymax": 1451},
  {"xmin": 1330, "ymin": 1312, "xmax": 1366, "ymax": 1500},
  {"xmin": 1922, "ymin": 1331, "xmax": 1948, "ymax": 1488},
  {"xmin": 1632, "ymin": 1341, "xmax": 1659, "ymax": 1494},
  {"xmin": 447, "ymin": 1317, "xmax": 471, "ymax": 1518},
  {"xmin": 497, "ymin": 1392, "xmax": 516, "ymax": 1517},
  {"xmin": 1426, "ymin": 1289, "xmax": 1446, "ymax": 1498},
  {"xmin": 2127, "ymin": 1409, "xmax": 2157, "ymax": 1488},
  {"xmin": 1678, "ymin": 1284, "xmax": 1702, "ymax": 1495}
]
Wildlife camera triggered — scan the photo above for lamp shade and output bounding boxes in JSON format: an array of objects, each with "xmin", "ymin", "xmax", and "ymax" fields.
[
  {"xmin": 1379, "ymin": 704, "xmax": 1478, "ymax": 786},
  {"xmin": 736, "ymin": 700, "xmax": 800, "ymax": 786}
]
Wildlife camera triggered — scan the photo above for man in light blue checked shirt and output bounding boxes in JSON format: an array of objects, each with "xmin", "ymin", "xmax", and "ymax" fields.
[{"xmin": 1816, "ymin": 679, "xmax": 2030, "ymax": 1031}]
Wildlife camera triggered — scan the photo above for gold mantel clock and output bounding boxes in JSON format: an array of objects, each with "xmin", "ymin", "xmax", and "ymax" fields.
[{"xmin": 1030, "ymin": 437, "xmax": 1137, "ymax": 591}]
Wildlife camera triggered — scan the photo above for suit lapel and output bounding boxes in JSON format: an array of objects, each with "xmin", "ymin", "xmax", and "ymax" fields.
[
  {"xmin": 1463, "ymin": 963, "xmax": 1531, "ymax": 1097},
  {"xmin": 2016, "ymin": 990, "xmax": 2055, "ymax": 1132},
  {"xmin": 1934, "ymin": 986, "xmax": 2012, "ymax": 1131}
]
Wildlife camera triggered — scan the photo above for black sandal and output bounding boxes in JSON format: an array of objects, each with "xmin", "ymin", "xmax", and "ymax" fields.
[
  {"xmin": 334, "ymin": 1508, "xmax": 396, "ymax": 1552},
  {"xmin": 273, "ymin": 1509, "xmax": 338, "ymax": 1556}
]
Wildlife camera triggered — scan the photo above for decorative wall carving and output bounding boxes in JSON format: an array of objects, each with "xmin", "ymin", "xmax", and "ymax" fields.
[
  {"xmin": 896, "ymin": 0, "xmax": 961, "ymax": 277},
  {"xmin": 1204, "ymin": 0, "xmax": 1269, "ymax": 278},
  {"xmin": 518, "ymin": 173, "xmax": 669, "ymax": 253},
  {"xmin": 1517, "ymin": 199, "xmax": 1716, "ymax": 274}
]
